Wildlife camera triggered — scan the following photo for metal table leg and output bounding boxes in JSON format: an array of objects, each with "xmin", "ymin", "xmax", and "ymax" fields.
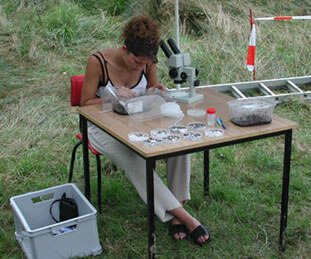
[
  {"xmin": 81, "ymin": 115, "xmax": 91, "ymax": 201},
  {"xmin": 204, "ymin": 149, "xmax": 210, "ymax": 195},
  {"xmin": 146, "ymin": 158, "xmax": 155, "ymax": 259},
  {"xmin": 279, "ymin": 129, "xmax": 292, "ymax": 251}
]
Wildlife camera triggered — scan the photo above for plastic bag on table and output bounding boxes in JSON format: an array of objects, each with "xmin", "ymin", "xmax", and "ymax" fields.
[
  {"xmin": 100, "ymin": 84, "xmax": 165, "ymax": 114},
  {"xmin": 99, "ymin": 85, "xmax": 151, "ymax": 114},
  {"xmin": 123, "ymin": 95, "xmax": 166, "ymax": 121},
  {"xmin": 124, "ymin": 95, "xmax": 185, "ymax": 126},
  {"xmin": 99, "ymin": 85, "xmax": 116, "ymax": 112},
  {"xmin": 99, "ymin": 85, "xmax": 130, "ymax": 114}
]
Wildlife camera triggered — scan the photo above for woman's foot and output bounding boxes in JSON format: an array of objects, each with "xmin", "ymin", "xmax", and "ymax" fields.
[
  {"xmin": 171, "ymin": 217, "xmax": 187, "ymax": 240},
  {"xmin": 189, "ymin": 224, "xmax": 211, "ymax": 246},
  {"xmin": 186, "ymin": 218, "xmax": 210, "ymax": 245},
  {"xmin": 169, "ymin": 206, "xmax": 210, "ymax": 245}
]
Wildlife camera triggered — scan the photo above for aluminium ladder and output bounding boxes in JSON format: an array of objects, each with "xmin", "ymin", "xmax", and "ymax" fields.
[{"xmin": 199, "ymin": 75, "xmax": 311, "ymax": 103}]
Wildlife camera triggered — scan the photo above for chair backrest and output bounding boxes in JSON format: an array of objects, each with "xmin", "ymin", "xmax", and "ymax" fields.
[{"xmin": 71, "ymin": 74, "xmax": 85, "ymax": 106}]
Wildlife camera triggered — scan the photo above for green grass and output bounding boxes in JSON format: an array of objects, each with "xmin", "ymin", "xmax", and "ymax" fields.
[{"xmin": 1, "ymin": 0, "xmax": 311, "ymax": 258}]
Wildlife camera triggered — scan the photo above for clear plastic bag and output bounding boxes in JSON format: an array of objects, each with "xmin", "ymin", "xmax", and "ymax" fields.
[
  {"xmin": 100, "ymin": 86, "xmax": 183, "ymax": 124},
  {"xmin": 124, "ymin": 95, "xmax": 166, "ymax": 121},
  {"xmin": 99, "ymin": 85, "xmax": 129, "ymax": 114},
  {"xmin": 99, "ymin": 85, "xmax": 118, "ymax": 112},
  {"xmin": 99, "ymin": 85, "xmax": 164, "ymax": 114}
]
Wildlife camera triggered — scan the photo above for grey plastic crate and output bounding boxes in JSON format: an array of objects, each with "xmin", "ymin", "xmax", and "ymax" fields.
[{"xmin": 10, "ymin": 183, "xmax": 102, "ymax": 259}]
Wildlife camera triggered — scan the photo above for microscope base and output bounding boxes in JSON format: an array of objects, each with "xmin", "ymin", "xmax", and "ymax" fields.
[{"xmin": 164, "ymin": 90, "xmax": 204, "ymax": 103}]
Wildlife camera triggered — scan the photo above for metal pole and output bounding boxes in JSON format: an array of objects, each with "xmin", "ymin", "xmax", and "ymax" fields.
[
  {"xmin": 204, "ymin": 150, "xmax": 210, "ymax": 195},
  {"xmin": 175, "ymin": 0, "xmax": 181, "ymax": 90},
  {"xmin": 175, "ymin": 0, "xmax": 180, "ymax": 48},
  {"xmin": 81, "ymin": 114, "xmax": 91, "ymax": 200},
  {"xmin": 279, "ymin": 129, "xmax": 292, "ymax": 251},
  {"xmin": 146, "ymin": 158, "xmax": 155, "ymax": 258}
]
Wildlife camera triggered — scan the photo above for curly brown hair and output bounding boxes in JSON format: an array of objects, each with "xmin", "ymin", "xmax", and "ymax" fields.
[{"xmin": 122, "ymin": 15, "xmax": 160, "ymax": 63}]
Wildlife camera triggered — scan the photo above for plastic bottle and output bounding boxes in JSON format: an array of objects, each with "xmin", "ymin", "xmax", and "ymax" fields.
[{"xmin": 206, "ymin": 108, "xmax": 216, "ymax": 126}]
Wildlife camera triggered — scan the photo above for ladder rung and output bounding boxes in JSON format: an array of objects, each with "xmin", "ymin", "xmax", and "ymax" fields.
[
  {"xmin": 231, "ymin": 86, "xmax": 247, "ymax": 98},
  {"xmin": 287, "ymin": 80, "xmax": 304, "ymax": 93},
  {"xmin": 259, "ymin": 83, "xmax": 276, "ymax": 96}
]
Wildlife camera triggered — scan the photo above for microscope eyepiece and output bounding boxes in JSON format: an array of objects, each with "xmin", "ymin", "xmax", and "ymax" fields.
[
  {"xmin": 159, "ymin": 40, "xmax": 172, "ymax": 58},
  {"xmin": 167, "ymin": 38, "xmax": 181, "ymax": 54}
]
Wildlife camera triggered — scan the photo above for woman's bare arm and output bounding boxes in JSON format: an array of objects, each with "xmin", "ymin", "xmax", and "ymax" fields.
[
  {"xmin": 146, "ymin": 63, "xmax": 166, "ymax": 93},
  {"xmin": 80, "ymin": 56, "xmax": 102, "ymax": 106}
]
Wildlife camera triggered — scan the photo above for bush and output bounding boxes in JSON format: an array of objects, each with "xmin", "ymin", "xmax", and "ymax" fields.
[
  {"xmin": 41, "ymin": 1, "xmax": 83, "ymax": 47},
  {"xmin": 74, "ymin": 0, "xmax": 131, "ymax": 15}
]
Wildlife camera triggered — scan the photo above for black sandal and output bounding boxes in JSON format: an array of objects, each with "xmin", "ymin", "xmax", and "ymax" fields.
[
  {"xmin": 189, "ymin": 225, "xmax": 211, "ymax": 246},
  {"xmin": 171, "ymin": 224, "xmax": 188, "ymax": 240}
]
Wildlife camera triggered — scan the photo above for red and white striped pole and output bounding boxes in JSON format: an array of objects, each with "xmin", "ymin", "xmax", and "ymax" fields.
[
  {"xmin": 246, "ymin": 10, "xmax": 256, "ymax": 80},
  {"xmin": 246, "ymin": 13, "xmax": 311, "ymax": 80},
  {"xmin": 255, "ymin": 15, "xmax": 311, "ymax": 21}
]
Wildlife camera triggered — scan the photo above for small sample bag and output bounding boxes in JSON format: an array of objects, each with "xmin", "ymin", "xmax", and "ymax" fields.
[{"xmin": 50, "ymin": 193, "xmax": 78, "ymax": 223}]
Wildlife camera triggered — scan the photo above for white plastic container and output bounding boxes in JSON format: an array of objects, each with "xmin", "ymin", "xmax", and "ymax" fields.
[
  {"xmin": 228, "ymin": 99, "xmax": 275, "ymax": 126},
  {"xmin": 10, "ymin": 183, "xmax": 102, "ymax": 259},
  {"xmin": 206, "ymin": 108, "xmax": 216, "ymax": 126}
]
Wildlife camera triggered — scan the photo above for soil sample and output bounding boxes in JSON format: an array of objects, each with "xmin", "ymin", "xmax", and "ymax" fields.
[
  {"xmin": 230, "ymin": 114, "xmax": 272, "ymax": 126},
  {"xmin": 112, "ymin": 100, "xmax": 128, "ymax": 115}
]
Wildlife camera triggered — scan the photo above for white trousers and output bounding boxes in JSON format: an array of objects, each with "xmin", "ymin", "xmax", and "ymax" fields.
[{"xmin": 88, "ymin": 124, "xmax": 191, "ymax": 222}]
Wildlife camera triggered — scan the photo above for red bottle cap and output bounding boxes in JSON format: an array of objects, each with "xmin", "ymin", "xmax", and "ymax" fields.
[{"xmin": 206, "ymin": 108, "xmax": 216, "ymax": 114}]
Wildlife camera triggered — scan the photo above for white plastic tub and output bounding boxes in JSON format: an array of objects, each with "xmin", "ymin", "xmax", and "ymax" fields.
[
  {"xmin": 228, "ymin": 98, "xmax": 275, "ymax": 126},
  {"xmin": 10, "ymin": 183, "xmax": 102, "ymax": 259}
]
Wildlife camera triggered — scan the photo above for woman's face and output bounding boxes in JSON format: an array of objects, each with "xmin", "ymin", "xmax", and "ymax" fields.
[{"xmin": 122, "ymin": 45, "xmax": 153, "ymax": 71}]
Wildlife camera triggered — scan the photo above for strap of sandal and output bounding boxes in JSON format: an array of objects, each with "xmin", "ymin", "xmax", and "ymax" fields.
[
  {"xmin": 172, "ymin": 224, "xmax": 187, "ymax": 234},
  {"xmin": 190, "ymin": 225, "xmax": 209, "ymax": 240}
]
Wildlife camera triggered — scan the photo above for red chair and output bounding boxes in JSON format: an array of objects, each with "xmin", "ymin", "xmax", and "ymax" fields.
[{"xmin": 68, "ymin": 74, "xmax": 103, "ymax": 213}]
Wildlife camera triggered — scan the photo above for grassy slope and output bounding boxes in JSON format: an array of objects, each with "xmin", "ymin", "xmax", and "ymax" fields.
[{"xmin": 0, "ymin": 0, "xmax": 311, "ymax": 258}]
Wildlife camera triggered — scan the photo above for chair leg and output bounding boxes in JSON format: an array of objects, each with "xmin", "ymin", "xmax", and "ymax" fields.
[
  {"xmin": 68, "ymin": 141, "xmax": 82, "ymax": 183},
  {"xmin": 95, "ymin": 154, "xmax": 102, "ymax": 214},
  {"xmin": 69, "ymin": 140, "xmax": 102, "ymax": 213},
  {"xmin": 112, "ymin": 162, "xmax": 118, "ymax": 172}
]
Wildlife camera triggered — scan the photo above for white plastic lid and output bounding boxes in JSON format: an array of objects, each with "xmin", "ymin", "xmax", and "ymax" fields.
[
  {"xmin": 187, "ymin": 122, "xmax": 207, "ymax": 131},
  {"xmin": 142, "ymin": 138, "xmax": 162, "ymax": 146},
  {"xmin": 187, "ymin": 109, "xmax": 206, "ymax": 117},
  {"xmin": 150, "ymin": 128, "xmax": 169, "ymax": 140},
  {"xmin": 204, "ymin": 128, "xmax": 224, "ymax": 138},
  {"xmin": 169, "ymin": 125, "xmax": 188, "ymax": 134},
  {"xmin": 128, "ymin": 132, "xmax": 149, "ymax": 141},
  {"xmin": 183, "ymin": 131, "xmax": 203, "ymax": 141},
  {"xmin": 162, "ymin": 135, "xmax": 181, "ymax": 143}
]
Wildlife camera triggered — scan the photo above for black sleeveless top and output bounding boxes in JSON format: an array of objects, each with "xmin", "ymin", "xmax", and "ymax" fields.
[{"xmin": 92, "ymin": 52, "xmax": 149, "ymax": 97}]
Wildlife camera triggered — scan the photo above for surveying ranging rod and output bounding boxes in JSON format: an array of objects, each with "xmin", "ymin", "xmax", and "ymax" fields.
[
  {"xmin": 160, "ymin": 38, "xmax": 203, "ymax": 103},
  {"xmin": 255, "ymin": 15, "xmax": 311, "ymax": 21},
  {"xmin": 246, "ymin": 10, "xmax": 311, "ymax": 80}
]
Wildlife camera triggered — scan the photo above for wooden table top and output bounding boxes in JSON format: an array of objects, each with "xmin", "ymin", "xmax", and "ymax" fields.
[{"xmin": 77, "ymin": 88, "xmax": 297, "ymax": 158}]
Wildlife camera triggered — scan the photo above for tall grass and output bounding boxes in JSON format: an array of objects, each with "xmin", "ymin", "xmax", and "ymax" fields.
[{"xmin": 0, "ymin": 0, "xmax": 311, "ymax": 258}]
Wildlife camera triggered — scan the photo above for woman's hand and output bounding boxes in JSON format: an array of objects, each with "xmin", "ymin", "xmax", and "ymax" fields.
[
  {"xmin": 117, "ymin": 86, "xmax": 137, "ymax": 99},
  {"xmin": 147, "ymin": 83, "xmax": 166, "ymax": 94}
]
